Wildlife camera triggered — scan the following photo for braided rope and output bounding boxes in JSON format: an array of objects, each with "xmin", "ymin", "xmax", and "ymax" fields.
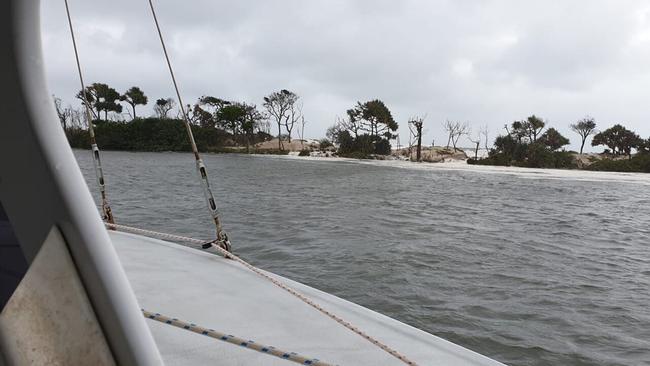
[
  {"xmin": 142, "ymin": 309, "xmax": 330, "ymax": 365},
  {"xmin": 106, "ymin": 223, "xmax": 417, "ymax": 365}
]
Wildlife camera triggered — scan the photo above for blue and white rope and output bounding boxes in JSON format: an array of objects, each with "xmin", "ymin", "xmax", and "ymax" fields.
[{"xmin": 142, "ymin": 309, "xmax": 330, "ymax": 365}]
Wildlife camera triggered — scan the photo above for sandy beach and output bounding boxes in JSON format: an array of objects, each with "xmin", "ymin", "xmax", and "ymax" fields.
[{"xmin": 262, "ymin": 153, "xmax": 650, "ymax": 186}]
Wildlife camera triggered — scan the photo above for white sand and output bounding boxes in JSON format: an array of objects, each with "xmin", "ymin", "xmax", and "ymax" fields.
[{"xmin": 259, "ymin": 154, "xmax": 650, "ymax": 186}]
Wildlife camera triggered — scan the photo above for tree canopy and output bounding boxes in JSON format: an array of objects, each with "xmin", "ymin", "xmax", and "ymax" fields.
[
  {"xmin": 263, "ymin": 89, "xmax": 300, "ymax": 150},
  {"xmin": 154, "ymin": 98, "xmax": 175, "ymax": 119},
  {"xmin": 592, "ymin": 124, "xmax": 643, "ymax": 158},
  {"xmin": 348, "ymin": 99, "xmax": 398, "ymax": 139},
  {"xmin": 121, "ymin": 86, "xmax": 148, "ymax": 119},
  {"xmin": 77, "ymin": 82, "xmax": 123, "ymax": 120},
  {"xmin": 570, "ymin": 117, "xmax": 597, "ymax": 154},
  {"xmin": 539, "ymin": 128, "xmax": 570, "ymax": 151},
  {"xmin": 328, "ymin": 99, "xmax": 397, "ymax": 156}
]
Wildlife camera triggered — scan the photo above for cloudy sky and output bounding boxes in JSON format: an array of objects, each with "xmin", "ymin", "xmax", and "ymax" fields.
[{"xmin": 41, "ymin": 1, "xmax": 650, "ymax": 151}]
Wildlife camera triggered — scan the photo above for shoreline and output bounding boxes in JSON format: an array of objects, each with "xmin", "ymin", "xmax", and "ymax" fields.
[
  {"xmin": 254, "ymin": 153, "xmax": 650, "ymax": 185},
  {"xmin": 72, "ymin": 148, "xmax": 650, "ymax": 184}
]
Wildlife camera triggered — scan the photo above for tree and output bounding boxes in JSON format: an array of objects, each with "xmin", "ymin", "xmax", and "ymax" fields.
[
  {"xmin": 53, "ymin": 95, "xmax": 71, "ymax": 130},
  {"xmin": 263, "ymin": 89, "xmax": 299, "ymax": 150},
  {"xmin": 154, "ymin": 98, "xmax": 175, "ymax": 119},
  {"xmin": 348, "ymin": 100, "xmax": 397, "ymax": 139},
  {"xmin": 539, "ymin": 128, "xmax": 570, "ymax": 151},
  {"xmin": 333, "ymin": 115, "xmax": 361, "ymax": 138},
  {"xmin": 241, "ymin": 103, "xmax": 265, "ymax": 152},
  {"xmin": 215, "ymin": 102, "xmax": 264, "ymax": 151},
  {"xmin": 444, "ymin": 120, "xmax": 469, "ymax": 151},
  {"xmin": 217, "ymin": 104, "xmax": 246, "ymax": 134},
  {"xmin": 592, "ymin": 124, "xmax": 620, "ymax": 156},
  {"xmin": 121, "ymin": 86, "xmax": 148, "ymax": 119},
  {"xmin": 284, "ymin": 101, "xmax": 302, "ymax": 143},
  {"xmin": 524, "ymin": 115, "xmax": 545, "ymax": 142},
  {"xmin": 505, "ymin": 120, "xmax": 527, "ymax": 144},
  {"xmin": 77, "ymin": 83, "xmax": 122, "ymax": 120},
  {"xmin": 493, "ymin": 134, "xmax": 517, "ymax": 157},
  {"xmin": 298, "ymin": 116, "xmax": 307, "ymax": 149},
  {"xmin": 592, "ymin": 124, "xmax": 642, "ymax": 158},
  {"xmin": 326, "ymin": 120, "xmax": 347, "ymax": 143},
  {"xmin": 570, "ymin": 117, "xmax": 597, "ymax": 154},
  {"xmin": 445, "ymin": 120, "xmax": 457, "ymax": 149},
  {"xmin": 480, "ymin": 125, "xmax": 489, "ymax": 153},
  {"xmin": 468, "ymin": 128, "xmax": 482, "ymax": 160},
  {"xmin": 408, "ymin": 116, "xmax": 424, "ymax": 161},
  {"xmin": 187, "ymin": 103, "xmax": 214, "ymax": 128},
  {"xmin": 76, "ymin": 85, "xmax": 99, "ymax": 118},
  {"xmin": 327, "ymin": 101, "xmax": 397, "ymax": 157}
]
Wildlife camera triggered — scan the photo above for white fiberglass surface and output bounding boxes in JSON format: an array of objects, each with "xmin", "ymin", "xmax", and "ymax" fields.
[{"xmin": 109, "ymin": 231, "xmax": 504, "ymax": 366}]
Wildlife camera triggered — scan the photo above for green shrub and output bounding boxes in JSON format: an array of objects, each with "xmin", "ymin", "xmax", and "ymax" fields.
[
  {"xmin": 586, "ymin": 154, "xmax": 650, "ymax": 173},
  {"xmin": 65, "ymin": 118, "xmax": 237, "ymax": 152}
]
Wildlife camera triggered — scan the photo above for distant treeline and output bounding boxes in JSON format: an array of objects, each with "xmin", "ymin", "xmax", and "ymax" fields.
[
  {"xmin": 65, "ymin": 118, "xmax": 272, "ymax": 152},
  {"xmin": 54, "ymin": 82, "xmax": 310, "ymax": 153},
  {"xmin": 469, "ymin": 115, "xmax": 650, "ymax": 172}
]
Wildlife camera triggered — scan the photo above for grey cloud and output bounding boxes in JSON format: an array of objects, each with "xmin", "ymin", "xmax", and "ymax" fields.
[{"xmin": 41, "ymin": 0, "xmax": 650, "ymax": 151}]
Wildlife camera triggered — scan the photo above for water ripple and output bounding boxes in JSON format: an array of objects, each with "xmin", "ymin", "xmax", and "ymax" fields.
[{"xmin": 76, "ymin": 151, "xmax": 650, "ymax": 366}]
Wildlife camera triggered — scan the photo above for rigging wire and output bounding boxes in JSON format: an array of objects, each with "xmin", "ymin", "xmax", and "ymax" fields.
[
  {"xmin": 146, "ymin": 0, "xmax": 230, "ymax": 251},
  {"xmin": 63, "ymin": 0, "xmax": 115, "ymax": 224}
]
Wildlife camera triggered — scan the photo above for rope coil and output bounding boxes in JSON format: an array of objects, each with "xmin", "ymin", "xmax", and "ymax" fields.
[{"xmin": 107, "ymin": 223, "xmax": 418, "ymax": 365}]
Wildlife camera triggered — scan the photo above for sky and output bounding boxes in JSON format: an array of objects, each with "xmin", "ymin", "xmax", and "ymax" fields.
[{"xmin": 41, "ymin": 1, "xmax": 650, "ymax": 151}]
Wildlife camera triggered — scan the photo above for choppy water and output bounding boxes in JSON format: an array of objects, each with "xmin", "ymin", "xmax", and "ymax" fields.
[{"xmin": 75, "ymin": 150, "xmax": 650, "ymax": 366}]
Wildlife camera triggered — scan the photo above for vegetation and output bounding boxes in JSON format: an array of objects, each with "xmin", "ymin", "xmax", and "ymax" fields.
[
  {"xmin": 76, "ymin": 83, "xmax": 123, "ymax": 120},
  {"xmin": 120, "ymin": 86, "xmax": 148, "ymax": 119},
  {"xmin": 326, "ymin": 99, "xmax": 398, "ymax": 157},
  {"xmin": 471, "ymin": 116, "xmax": 650, "ymax": 172},
  {"xmin": 64, "ymin": 118, "xmax": 272, "ymax": 152},
  {"xmin": 470, "ymin": 115, "xmax": 575, "ymax": 169},
  {"xmin": 58, "ymin": 80, "xmax": 650, "ymax": 173},
  {"xmin": 58, "ymin": 81, "xmax": 274, "ymax": 153},
  {"xmin": 263, "ymin": 89, "xmax": 302, "ymax": 150},
  {"xmin": 591, "ymin": 124, "xmax": 643, "ymax": 159},
  {"xmin": 586, "ymin": 153, "xmax": 650, "ymax": 173},
  {"xmin": 570, "ymin": 117, "xmax": 596, "ymax": 154}
]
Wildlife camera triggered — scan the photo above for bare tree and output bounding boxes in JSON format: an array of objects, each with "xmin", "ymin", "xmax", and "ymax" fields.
[
  {"xmin": 263, "ymin": 89, "xmax": 299, "ymax": 150},
  {"xmin": 468, "ymin": 128, "xmax": 481, "ymax": 160},
  {"xmin": 451, "ymin": 121, "xmax": 470, "ymax": 151},
  {"xmin": 480, "ymin": 125, "xmax": 489, "ymax": 153},
  {"xmin": 70, "ymin": 107, "xmax": 85, "ymax": 129},
  {"xmin": 444, "ymin": 120, "xmax": 457, "ymax": 149},
  {"xmin": 285, "ymin": 101, "xmax": 302, "ymax": 143},
  {"xmin": 53, "ymin": 95, "xmax": 71, "ymax": 130},
  {"xmin": 333, "ymin": 115, "xmax": 361, "ymax": 138},
  {"xmin": 298, "ymin": 115, "xmax": 307, "ymax": 149},
  {"xmin": 570, "ymin": 117, "xmax": 597, "ymax": 154},
  {"xmin": 408, "ymin": 116, "xmax": 425, "ymax": 162},
  {"xmin": 154, "ymin": 98, "xmax": 175, "ymax": 119},
  {"xmin": 444, "ymin": 120, "xmax": 469, "ymax": 151}
]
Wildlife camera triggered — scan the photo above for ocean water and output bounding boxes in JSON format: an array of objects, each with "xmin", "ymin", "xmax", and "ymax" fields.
[{"xmin": 75, "ymin": 150, "xmax": 650, "ymax": 366}]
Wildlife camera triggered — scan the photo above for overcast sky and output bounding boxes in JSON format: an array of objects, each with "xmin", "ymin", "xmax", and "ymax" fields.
[{"xmin": 41, "ymin": 1, "xmax": 650, "ymax": 151}]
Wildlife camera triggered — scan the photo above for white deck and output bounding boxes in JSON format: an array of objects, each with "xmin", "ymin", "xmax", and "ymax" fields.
[{"xmin": 110, "ymin": 231, "xmax": 505, "ymax": 366}]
